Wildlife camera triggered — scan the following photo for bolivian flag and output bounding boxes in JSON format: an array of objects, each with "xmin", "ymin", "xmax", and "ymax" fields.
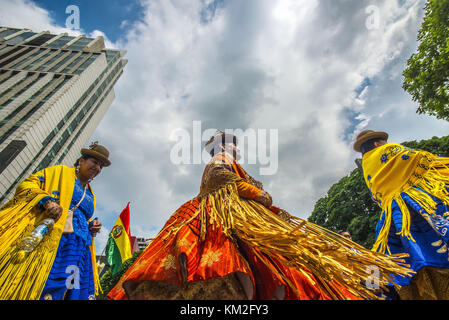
[{"xmin": 105, "ymin": 203, "xmax": 133, "ymax": 275}]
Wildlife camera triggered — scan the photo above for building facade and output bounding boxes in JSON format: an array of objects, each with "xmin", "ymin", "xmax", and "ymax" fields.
[
  {"xmin": 136, "ymin": 237, "xmax": 151, "ymax": 251},
  {"xmin": 0, "ymin": 27, "xmax": 127, "ymax": 205}
]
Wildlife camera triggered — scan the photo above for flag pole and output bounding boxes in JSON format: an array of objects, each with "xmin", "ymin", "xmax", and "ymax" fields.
[{"xmin": 100, "ymin": 243, "xmax": 106, "ymax": 257}]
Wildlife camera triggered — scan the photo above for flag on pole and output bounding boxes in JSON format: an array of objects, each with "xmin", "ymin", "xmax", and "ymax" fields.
[{"xmin": 105, "ymin": 202, "xmax": 133, "ymax": 275}]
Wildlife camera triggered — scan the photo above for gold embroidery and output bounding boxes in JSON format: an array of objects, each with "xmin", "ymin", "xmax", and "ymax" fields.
[
  {"xmin": 132, "ymin": 258, "xmax": 146, "ymax": 270},
  {"xmin": 200, "ymin": 250, "xmax": 222, "ymax": 267},
  {"xmin": 43, "ymin": 293, "xmax": 52, "ymax": 300},
  {"xmin": 176, "ymin": 238, "xmax": 191, "ymax": 250},
  {"xmin": 162, "ymin": 254, "xmax": 176, "ymax": 270},
  {"xmin": 432, "ymin": 240, "xmax": 443, "ymax": 246}
]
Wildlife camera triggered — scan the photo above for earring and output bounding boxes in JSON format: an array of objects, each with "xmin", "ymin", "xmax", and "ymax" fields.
[{"xmin": 76, "ymin": 164, "xmax": 80, "ymax": 175}]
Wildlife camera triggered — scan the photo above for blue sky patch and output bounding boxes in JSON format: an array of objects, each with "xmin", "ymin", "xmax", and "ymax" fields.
[
  {"xmin": 341, "ymin": 108, "xmax": 363, "ymax": 143},
  {"xmin": 200, "ymin": 0, "xmax": 225, "ymax": 24},
  {"xmin": 355, "ymin": 77, "xmax": 371, "ymax": 97},
  {"xmin": 35, "ymin": 0, "xmax": 145, "ymax": 42}
]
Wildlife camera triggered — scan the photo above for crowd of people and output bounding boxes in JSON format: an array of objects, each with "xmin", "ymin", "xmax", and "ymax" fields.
[{"xmin": 0, "ymin": 129, "xmax": 448, "ymax": 300}]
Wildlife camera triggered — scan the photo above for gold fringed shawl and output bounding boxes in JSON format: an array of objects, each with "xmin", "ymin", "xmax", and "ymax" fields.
[
  {"xmin": 0, "ymin": 165, "xmax": 101, "ymax": 299},
  {"xmin": 164, "ymin": 162, "xmax": 414, "ymax": 300},
  {"xmin": 362, "ymin": 143, "xmax": 449, "ymax": 254}
]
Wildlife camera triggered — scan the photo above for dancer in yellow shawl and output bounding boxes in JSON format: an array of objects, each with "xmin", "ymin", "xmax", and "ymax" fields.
[
  {"xmin": 0, "ymin": 142, "xmax": 110, "ymax": 300},
  {"xmin": 108, "ymin": 130, "xmax": 413, "ymax": 300},
  {"xmin": 354, "ymin": 130, "xmax": 449, "ymax": 299}
]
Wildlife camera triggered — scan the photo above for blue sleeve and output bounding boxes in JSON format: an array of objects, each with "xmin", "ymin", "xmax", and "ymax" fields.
[{"xmin": 37, "ymin": 196, "xmax": 57, "ymax": 211}]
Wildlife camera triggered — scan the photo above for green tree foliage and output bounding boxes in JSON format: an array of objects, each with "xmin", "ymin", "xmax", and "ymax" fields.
[
  {"xmin": 402, "ymin": 0, "xmax": 449, "ymax": 120},
  {"xmin": 401, "ymin": 135, "xmax": 449, "ymax": 157},
  {"xmin": 308, "ymin": 135, "xmax": 449, "ymax": 249},
  {"xmin": 98, "ymin": 250, "xmax": 143, "ymax": 299}
]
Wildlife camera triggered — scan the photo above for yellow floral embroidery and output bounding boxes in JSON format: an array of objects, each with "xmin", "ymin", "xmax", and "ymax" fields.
[
  {"xmin": 162, "ymin": 254, "xmax": 176, "ymax": 270},
  {"xmin": 176, "ymin": 238, "xmax": 191, "ymax": 250},
  {"xmin": 437, "ymin": 244, "xmax": 447, "ymax": 254},
  {"xmin": 132, "ymin": 257, "xmax": 149, "ymax": 271},
  {"xmin": 432, "ymin": 240, "xmax": 443, "ymax": 247},
  {"xmin": 200, "ymin": 250, "xmax": 222, "ymax": 267}
]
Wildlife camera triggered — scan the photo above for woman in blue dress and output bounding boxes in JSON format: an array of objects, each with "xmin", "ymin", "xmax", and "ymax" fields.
[
  {"xmin": 38, "ymin": 142, "xmax": 110, "ymax": 300},
  {"xmin": 0, "ymin": 142, "xmax": 111, "ymax": 300},
  {"xmin": 353, "ymin": 130, "xmax": 449, "ymax": 299}
]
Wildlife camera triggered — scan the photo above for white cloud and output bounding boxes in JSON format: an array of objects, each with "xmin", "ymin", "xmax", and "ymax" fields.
[{"xmin": 0, "ymin": 0, "xmax": 82, "ymax": 36}]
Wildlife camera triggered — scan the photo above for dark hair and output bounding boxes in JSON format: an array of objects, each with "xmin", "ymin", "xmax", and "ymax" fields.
[
  {"xmin": 209, "ymin": 148, "xmax": 218, "ymax": 157},
  {"xmin": 360, "ymin": 138, "xmax": 382, "ymax": 155},
  {"xmin": 74, "ymin": 155, "xmax": 94, "ymax": 167},
  {"xmin": 209, "ymin": 135, "xmax": 237, "ymax": 157}
]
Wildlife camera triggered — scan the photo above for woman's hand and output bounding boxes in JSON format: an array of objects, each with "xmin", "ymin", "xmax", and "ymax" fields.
[
  {"xmin": 44, "ymin": 201, "xmax": 63, "ymax": 221},
  {"xmin": 256, "ymin": 190, "xmax": 273, "ymax": 208},
  {"xmin": 89, "ymin": 219, "xmax": 102, "ymax": 236}
]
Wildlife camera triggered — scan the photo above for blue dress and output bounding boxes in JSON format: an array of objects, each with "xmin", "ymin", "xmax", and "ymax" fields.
[
  {"xmin": 375, "ymin": 186, "xmax": 449, "ymax": 287},
  {"xmin": 39, "ymin": 179, "xmax": 96, "ymax": 300}
]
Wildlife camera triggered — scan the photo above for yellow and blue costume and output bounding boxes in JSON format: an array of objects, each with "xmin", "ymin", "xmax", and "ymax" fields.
[
  {"xmin": 362, "ymin": 143, "xmax": 449, "ymax": 290},
  {"xmin": 0, "ymin": 165, "xmax": 101, "ymax": 300}
]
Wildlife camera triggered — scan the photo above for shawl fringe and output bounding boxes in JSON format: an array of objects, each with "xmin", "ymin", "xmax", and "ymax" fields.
[
  {"xmin": 373, "ymin": 153, "xmax": 449, "ymax": 254},
  {"xmin": 165, "ymin": 181, "xmax": 414, "ymax": 300}
]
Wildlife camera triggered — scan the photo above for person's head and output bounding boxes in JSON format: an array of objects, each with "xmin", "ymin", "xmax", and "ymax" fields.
[
  {"xmin": 205, "ymin": 131, "xmax": 240, "ymax": 160},
  {"xmin": 221, "ymin": 142, "xmax": 241, "ymax": 161},
  {"xmin": 75, "ymin": 142, "xmax": 111, "ymax": 182},
  {"xmin": 338, "ymin": 230, "xmax": 352, "ymax": 240},
  {"xmin": 353, "ymin": 130, "xmax": 388, "ymax": 155}
]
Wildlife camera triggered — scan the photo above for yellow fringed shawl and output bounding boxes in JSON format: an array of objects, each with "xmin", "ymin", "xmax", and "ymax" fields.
[
  {"xmin": 362, "ymin": 143, "xmax": 449, "ymax": 254},
  {"xmin": 0, "ymin": 165, "xmax": 102, "ymax": 300},
  {"xmin": 164, "ymin": 162, "xmax": 414, "ymax": 300}
]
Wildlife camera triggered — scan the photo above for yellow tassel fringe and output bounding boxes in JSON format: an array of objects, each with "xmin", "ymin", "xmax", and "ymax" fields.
[
  {"xmin": 166, "ymin": 183, "xmax": 414, "ymax": 300},
  {"xmin": 372, "ymin": 155, "xmax": 449, "ymax": 254}
]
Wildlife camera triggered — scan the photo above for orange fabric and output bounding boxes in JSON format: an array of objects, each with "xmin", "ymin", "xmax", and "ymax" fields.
[
  {"xmin": 107, "ymin": 198, "xmax": 255, "ymax": 300},
  {"xmin": 107, "ymin": 153, "xmax": 359, "ymax": 300},
  {"xmin": 236, "ymin": 181, "xmax": 261, "ymax": 199},
  {"xmin": 237, "ymin": 240, "xmax": 330, "ymax": 300},
  {"xmin": 269, "ymin": 205, "xmax": 280, "ymax": 215}
]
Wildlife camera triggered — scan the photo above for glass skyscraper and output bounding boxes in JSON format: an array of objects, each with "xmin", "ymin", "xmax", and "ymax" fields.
[{"xmin": 0, "ymin": 27, "xmax": 127, "ymax": 204}]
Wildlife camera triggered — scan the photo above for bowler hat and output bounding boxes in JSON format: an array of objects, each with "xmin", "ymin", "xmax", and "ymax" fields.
[
  {"xmin": 81, "ymin": 141, "xmax": 111, "ymax": 167},
  {"xmin": 353, "ymin": 130, "xmax": 388, "ymax": 152}
]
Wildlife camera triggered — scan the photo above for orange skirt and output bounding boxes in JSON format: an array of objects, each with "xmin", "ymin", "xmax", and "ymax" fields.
[{"xmin": 107, "ymin": 198, "xmax": 358, "ymax": 300}]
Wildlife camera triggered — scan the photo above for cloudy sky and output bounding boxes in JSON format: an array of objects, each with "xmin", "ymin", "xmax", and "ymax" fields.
[{"xmin": 1, "ymin": 0, "xmax": 448, "ymax": 253}]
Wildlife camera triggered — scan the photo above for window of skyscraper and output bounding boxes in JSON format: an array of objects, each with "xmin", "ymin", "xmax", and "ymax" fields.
[
  {"xmin": 73, "ymin": 53, "xmax": 99, "ymax": 74},
  {"xmin": 0, "ymin": 140, "xmax": 27, "ymax": 175},
  {"xmin": 25, "ymin": 34, "xmax": 56, "ymax": 46},
  {"xmin": 45, "ymin": 36, "xmax": 73, "ymax": 49},
  {"xmin": 0, "ymin": 46, "xmax": 23, "ymax": 61},
  {"xmin": 0, "ymin": 47, "xmax": 35, "ymax": 68},
  {"xmin": 48, "ymin": 51, "xmax": 78, "ymax": 73},
  {"xmin": 67, "ymin": 37, "xmax": 93, "ymax": 51},
  {"xmin": 9, "ymin": 48, "xmax": 46, "ymax": 69},
  {"xmin": 24, "ymin": 50, "xmax": 55, "ymax": 69},
  {"xmin": 4, "ymin": 32, "xmax": 35, "ymax": 45},
  {"xmin": 0, "ymin": 29, "xmax": 21, "ymax": 39}
]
